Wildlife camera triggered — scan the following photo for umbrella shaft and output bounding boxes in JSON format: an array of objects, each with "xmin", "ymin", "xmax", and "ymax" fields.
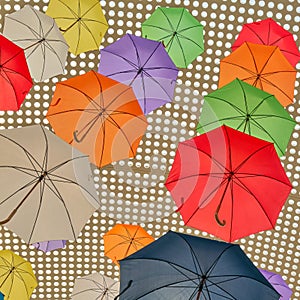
[
  {"xmin": 196, "ymin": 280, "xmax": 205, "ymax": 300},
  {"xmin": 0, "ymin": 268, "xmax": 14, "ymax": 288},
  {"xmin": 60, "ymin": 19, "xmax": 81, "ymax": 32}
]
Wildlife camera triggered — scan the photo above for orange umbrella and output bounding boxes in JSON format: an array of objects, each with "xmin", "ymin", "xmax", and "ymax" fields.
[
  {"xmin": 46, "ymin": 71, "xmax": 148, "ymax": 168},
  {"xmin": 219, "ymin": 42, "xmax": 297, "ymax": 107},
  {"xmin": 103, "ymin": 224, "xmax": 154, "ymax": 265}
]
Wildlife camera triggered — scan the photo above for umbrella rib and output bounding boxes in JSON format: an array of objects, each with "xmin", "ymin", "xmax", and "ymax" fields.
[
  {"xmin": 245, "ymin": 43, "xmax": 259, "ymax": 73},
  {"xmin": 56, "ymin": 0, "xmax": 79, "ymax": 19},
  {"xmin": 236, "ymin": 173, "xmax": 291, "ymax": 187},
  {"xmin": 0, "ymin": 70, "xmax": 19, "ymax": 104},
  {"xmin": 0, "ymin": 166, "xmax": 39, "ymax": 178},
  {"xmin": 205, "ymin": 279, "xmax": 238, "ymax": 300},
  {"xmin": 78, "ymin": 18, "xmax": 100, "ymax": 48},
  {"xmin": 221, "ymin": 61, "xmax": 257, "ymax": 76},
  {"xmin": 47, "ymin": 108, "xmax": 98, "ymax": 117},
  {"xmin": 249, "ymin": 94, "xmax": 274, "ymax": 115},
  {"xmin": 243, "ymin": 24, "xmax": 265, "ymax": 44},
  {"xmin": 108, "ymin": 110, "xmax": 148, "ymax": 123},
  {"xmin": 101, "ymin": 49, "xmax": 139, "ymax": 70},
  {"xmin": 1, "ymin": 66, "xmax": 32, "ymax": 85},
  {"xmin": 258, "ymin": 46, "xmax": 278, "ymax": 74},
  {"xmin": 123, "ymin": 227, "xmax": 140, "ymax": 258}
]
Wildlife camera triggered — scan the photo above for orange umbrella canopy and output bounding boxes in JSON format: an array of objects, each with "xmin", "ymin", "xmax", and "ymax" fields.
[
  {"xmin": 46, "ymin": 71, "xmax": 148, "ymax": 168},
  {"xmin": 219, "ymin": 42, "xmax": 297, "ymax": 107},
  {"xmin": 103, "ymin": 224, "xmax": 154, "ymax": 265}
]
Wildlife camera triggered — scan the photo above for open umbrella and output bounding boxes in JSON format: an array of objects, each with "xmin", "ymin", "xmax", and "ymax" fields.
[
  {"xmin": 46, "ymin": 70, "xmax": 148, "ymax": 168},
  {"xmin": 71, "ymin": 272, "xmax": 120, "ymax": 300},
  {"xmin": 0, "ymin": 250, "xmax": 37, "ymax": 300},
  {"xmin": 197, "ymin": 78, "xmax": 296, "ymax": 156},
  {"xmin": 0, "ymin": 35, "xmax": 32, "ymax": 111},
  {"xmin": 219, "ymin": 42, "xmax": 297, "ymax": 107},
  {"xmin": 165, "ymin": 125, "xmax": 292, "ymax": 242},
  {"xmin": 3, "ymin": 5, "xmax": 69, "ymax": 82},
  {"xmin": 46, "ymin": 0, "xmax": 108, "ymax": 55},
  {"xmin": 98, "ymin": 34, "xmax": 179, "ymax": 114},
  {"xmin": 0, "ymin": 292, "xmax": 3, "ymax": 300},
  {"xmin": 117, "ymin": 231, "xmax": 280, "ymax": 300},
  {"xmin": 142, "ymin": 7, "xmax": 204, "ymax": 68},
  {"xmin": 32, "ymin": 240, "xmax": 67, "ymax": 253},
  {"xmin": 0, "ymin": 125, "xmax": 99, "ymax": 244},
  {"xmin": 103, "ymin": 224, "xmax": 154, "ymax": 265},
  {"xmin": 232, "ymin": 18, "xmax": 300, "ymax": 67}
]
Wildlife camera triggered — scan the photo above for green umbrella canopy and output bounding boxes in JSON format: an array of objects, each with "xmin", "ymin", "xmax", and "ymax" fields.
[
  {"xmin": 142, "ymin": 7, "xmax": 204, "ymax": 68},
  {"xmin": 197, "ymin": 78, "xmax": 296, "ymax": 156}
]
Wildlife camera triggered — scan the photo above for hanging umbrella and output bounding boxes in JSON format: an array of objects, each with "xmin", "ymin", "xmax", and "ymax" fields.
[
  {"xmin": 0, "ymin": 292, "xmax": 3, "ymax": 300},
  {"xmin": 98, "ymin": 34, "xmax": 179, "ymax": 114},
  {"xmin": 197, "ymin": 78, "xmax": 296, "ymax": 156},
  {"xmin": 0, "ymin": 250, "xmax": 37, "ymax": 300},
  {"xmin": 117, "ymin": 230, "xmax": 280, "ymax": 300},
  {"xmin": 32, "ymin": 240, "xmax": 67, "ymax": 253},
  {"xmin": 165, "ymin": 125, "xmax": 292, "ymax": 242},
  {"xmin": 0, "ymin": 35, "xmax": 32, "ymax": 111},
  {"xmin": 232, "ymin": 18, "xmax": 300, "ymax": 67},
  {"xmin": 219, "ymin": 42, "xmax": 297, "ymax": 107},
  {"xmin": 259, "ymin": 269, "xmax": 292, "ymax": 300},
  {"xmin": 46, "ymin": 70, "xmax": 148, "ymax": 168},
  {"xmin": 141, "ymin": 7, "xmax": 204, "ymax": 68},
  {"xmin": 0, "ymin": 125, "xmax": 99, "ymax": 244},
  {"xmin": 46, "ymin": 0, "xmax": 108, "ymax": 55},
  {"xmin": 71, "ymin": 272, "xmax": 120, "ymax": 300},
  {"xmin": 3, "ymin": 5, "xmax": 69, "ymax": 82},
  {"xmin": 103, "ymin": 224, "xmax": 154, "ymax": 265}
]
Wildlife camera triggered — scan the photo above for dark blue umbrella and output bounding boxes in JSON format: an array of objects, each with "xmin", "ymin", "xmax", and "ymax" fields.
[{"xmin": 117, "ymin": 231, "xmax": 280, "ymax": 300}]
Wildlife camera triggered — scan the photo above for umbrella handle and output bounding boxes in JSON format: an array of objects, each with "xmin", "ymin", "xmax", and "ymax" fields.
[
  {"xmin": 114, "ymin": 280, "xmax": 133, "ymax": 300},
  {"xmin": 215, "ymin": 207, "xmax": 226, "ymax": 227}
]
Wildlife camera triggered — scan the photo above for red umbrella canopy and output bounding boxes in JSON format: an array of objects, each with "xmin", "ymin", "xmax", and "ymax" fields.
[
  {"xmin": 165, "ymin": 125, "xmax": 292, "ymax": 242},
  {"xmin": 0, "ymin": 35, "xmax": 32, "ymax": 111}
]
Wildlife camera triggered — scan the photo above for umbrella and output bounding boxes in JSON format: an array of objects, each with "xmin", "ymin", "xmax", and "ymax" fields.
[
  {"xmin": 141, "ymin": 7, "xmax": 204, "ymax": 68},
  {"xmin": 197, "ymin": 78, "xmax": 296, "ymax": 156},
  {"xmin": 165, "ymin": 125, "xmax": 292, "ymax": 242},
  {"xmin": 0, "ymin": 292, "xmax": 3, "ymax": 300},
  {"xmin": 0, "ymin": 125, "xmax": 99, "ymax": 244},
  {"xmin": 71, "ymin": 272, "xmax": 120, "ymax": 300},
  {"xmin": 219, "ymin": 42, "xmax": 297, "ymax": 107},
  {"xmin": 0, "ymin": 35, "xmax": 32, "ymax": 111},
  {"xmin": 103, "ymin": 224, "xmax": 154, "ymax": 265},
  {"xmin": 3, "ymin": 5, "xmax": 69, "ymax": 82},
  {"xmin": 46, "ymin": 70, "xmax": 148, "ymax": 168},
  {"xmin": 0, "ymin": 250, "xmax": 37, "ymax": 300},
  {"xmin": 259, "ymin": 269, "xmax": 292, "ymax": 300},
  {"xmin": 32, "ymin": 240, "xmax": 67, "ymax": 253},
  {"xmin": 232, "ymin": 18, "xmax": 300, "ymax": 67},
  {"xmin": 98, "ymin": 33, "xmax": 179, "ymax": 114},
  {"xmin": 117, "ymin": 230, "xmax": 280, "ymax": 300},
  {"xmin": 46, "ymin": 0, "xmax": 108, "ymax": 55}
]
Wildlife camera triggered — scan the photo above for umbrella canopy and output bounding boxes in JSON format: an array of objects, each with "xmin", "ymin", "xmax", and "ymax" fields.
[
  {"xmin": 103, "ymin": 224, "xmax": 154, "ymax": 265},
  {"xmin": 46, "ymin": 70, "xmax": 148, "ymax": 168},
  {"xmin": 259, "ymin": 269, "xmax": 292, "ymax": 300},
  {"xmin": 0, "ymin": 292, "xmax": 3, "ymax": 300},
  {"xmin": 197, "ymin": 78, "xmax": 296, "ymax": 156},
  {"xmin": 0, "ymin": 35, "xmax": 32, "ymax": 111},
  {"xmin": 141, "ymin": 7, "xmax": 204, "ymax": 68},
  {"xmin": 46, "ymin": 0, "xmax": 108, "ymax": 55},
  {"xmin": 0, "ymin": 250, "xmax": 37, "ymax": 300},
  {"xmin": 98, "ymin": 34, "xmax": 179, "ymax": 114},
  {"xmin": 219, "ymin": 42, "xmax": 297, "ymax": 107},
  {"xmin": 118, "ymin": 230, "xmax": 280, "ymax": 300},
  {"xmin": 32, "ymin": 240, "xmax": 67, "ymax": 253},
  {"xmin": 165, "ymin": 125, "xmax": 292, "ymax": 242},
  {"xmin": 71, "ymin": 272, "xmax": 120, "ymax": 300},
  {"xmin": 0, "ymin": 125, "xmax": 99, "ymax": 244},
  {"xmin": 3, "ymin": 5, "xmax": 69, "ymax": 82},
  {"xmin": 232, "ymin": 18, "xmax": 300, "ymax": 67}
]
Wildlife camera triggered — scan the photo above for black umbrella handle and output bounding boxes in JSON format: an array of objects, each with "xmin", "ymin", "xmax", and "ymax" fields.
[{"xmin": 114, "ymin": 280, "xmax": 133, "ymax": 300}]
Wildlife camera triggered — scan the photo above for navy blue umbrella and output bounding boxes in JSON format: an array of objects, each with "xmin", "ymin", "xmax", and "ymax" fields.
[{"xmin": 117, "ymin": 231, "xmax": 280, "ymax": 300}]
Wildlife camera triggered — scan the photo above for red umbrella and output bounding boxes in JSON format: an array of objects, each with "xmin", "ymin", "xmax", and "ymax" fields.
[
  {"xmin": 165, "ymin": 125, "xmax": 292, "ymax": 242},
  {"xmin": 0, "ymin": 35, "xmax": 32, "ymax": 111}
]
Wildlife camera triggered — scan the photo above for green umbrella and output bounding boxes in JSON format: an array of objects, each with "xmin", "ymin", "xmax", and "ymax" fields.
[
  {"xmin": 142, "ymin": 7, "xmax": 204, "ymax": 68},
  {"xmin": 197, "ymin": 78, "xmax": 296, "ymax": 156}
]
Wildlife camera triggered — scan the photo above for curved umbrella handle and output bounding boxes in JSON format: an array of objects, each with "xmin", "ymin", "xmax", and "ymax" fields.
[{"xmin": 215, "ymin": 205, "xmax": 226, "ymax": 227}]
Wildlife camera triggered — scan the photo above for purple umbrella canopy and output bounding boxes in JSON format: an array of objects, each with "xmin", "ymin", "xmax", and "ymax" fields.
[
  {"xmin": 98, "ymin": 34, "xmax": 179, "ymax": 115},
  {"xmin": 259, "ymin": 269, "xmax": 292, "ymax": 300},
  {"xmin": 32, "ymin": 240, "xmax": 67, "ymax": 253}
]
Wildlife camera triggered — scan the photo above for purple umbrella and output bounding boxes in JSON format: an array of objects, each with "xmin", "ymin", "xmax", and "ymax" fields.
[
  {"xmin": 259, "ymin": 269, "xmax": 292, "ymax": 300},
  {"xmin": 98, "ymin": 34, "xmax": 178, "ymax": 115},
  {"xmin": 32, "ymin": 240, "xmax": 67, "ymax": 253}
]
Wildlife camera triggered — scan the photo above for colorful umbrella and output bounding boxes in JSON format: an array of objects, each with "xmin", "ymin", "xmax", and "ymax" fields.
[
  {"xmin": 0, "ymin": 292, "xmax": 3, "ymax": 300},
  {"xmin": 32, "ymin": 240, "xmax": 67, "ymax": 253},
  {"xmin": 197, "ymin": 78, "xmax": 296, "ymax": 156},
  {"xmin": 219, "ymin": 42, "xmax": 297, "ymax": 107},
  {"xmin": 0, "ymin": 125, "xmax": 99, "ymax": 244},
  {"xmin": 103, "ymin": 224, "xmax": 154, "ymax": 265},
  {"xmin": 71, "ymin": 272, "xmax": 120, "ymax": 300},
  {"xmin": 3, "ymin": 5, "xmax": 69, "ymax": 82},
  {"xmin": 118, "ymin": 231, "xmax": 280, "ymax": 299},
  {"xmin": 46, "ymin": 0, "xmax": 108, "ymax": 55},
  {"xmin": 259, "ymin": 269, "xmax": 292, "ymax": 300},
  {"xmin": 232, "ymin": 18, "xmax": 300, "ymax": 67},
  {"xmin": 0, "ymin": 250, "xmax": 37, "ymax": 300},
  {"xmin": 46, "ymin": 71, "xmax": 148, "ymax": 168},
  {"xmin": 165, "ymin": 125, "xmax": 292, "ymax": 242},
  {"xmin": 142, "ymin": 7, "xmax": 204, "ymax": 68},
  {"xmin": 0, "ymin": 35, "xmax": 32, "ymax": 111},
  {"xmin": 98, "ymin": 34, "xmax": 179, "ymax": 114}
]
